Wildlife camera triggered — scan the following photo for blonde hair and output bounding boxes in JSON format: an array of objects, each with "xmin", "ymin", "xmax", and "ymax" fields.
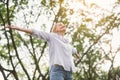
[{"xmin": 52, "ymin": 22, "xmax": 64, "ymax": 33}]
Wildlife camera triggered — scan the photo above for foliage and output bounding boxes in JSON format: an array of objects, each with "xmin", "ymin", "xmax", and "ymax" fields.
[{"xmin": 0, "ymin": 0, "xmax": 120, "ymax": 80}]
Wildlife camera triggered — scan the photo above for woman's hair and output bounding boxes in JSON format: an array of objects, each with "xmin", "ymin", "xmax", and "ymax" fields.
[{"xmin": 52, "ymin": 22, "xmax": 64, "ymax": 33}]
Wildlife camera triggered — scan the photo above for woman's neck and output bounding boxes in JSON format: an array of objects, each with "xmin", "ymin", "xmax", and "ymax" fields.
[{"xmin": 56, "ymin": 32, "xmax": 65, "ymax": 37}]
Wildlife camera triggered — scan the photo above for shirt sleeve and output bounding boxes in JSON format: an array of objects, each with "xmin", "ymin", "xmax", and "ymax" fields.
[{"xmin": 32, "ymin": 29, "xmax": 51, "ymax": 41}]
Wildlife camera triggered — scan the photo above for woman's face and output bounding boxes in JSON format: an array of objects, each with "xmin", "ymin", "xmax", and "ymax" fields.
[{"xmin": 55, "ymin": 23, "xmax": 66, "ymax": 33}]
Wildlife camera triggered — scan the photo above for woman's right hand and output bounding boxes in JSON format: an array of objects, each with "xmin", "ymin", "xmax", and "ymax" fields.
[{"xmin": 5, "ymin": 25, "xmax": 18, "ymax": 29}]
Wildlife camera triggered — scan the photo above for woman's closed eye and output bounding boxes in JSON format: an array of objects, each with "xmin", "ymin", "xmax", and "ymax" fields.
[{"xmin": 60, "ymin": 26, "xmax": 66, "ymax": 29}]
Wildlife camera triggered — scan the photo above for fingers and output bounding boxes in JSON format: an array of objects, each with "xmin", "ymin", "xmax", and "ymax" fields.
[
  {"xmin": 5, "ymin": 25, "xmax": 11, "ymax": 28},
  {"xmin": 5, "ymin": 25, "xmax": 16, "ymax": 29}
]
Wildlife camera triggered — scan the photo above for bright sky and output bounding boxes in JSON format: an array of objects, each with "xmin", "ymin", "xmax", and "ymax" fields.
[
  {"xmin": 69, "ymin": 0, "xmax": 117, "ymax": 11},
  {"xmin": 86, "ymin": 0, "xmax": 117, "ymax": 8}
]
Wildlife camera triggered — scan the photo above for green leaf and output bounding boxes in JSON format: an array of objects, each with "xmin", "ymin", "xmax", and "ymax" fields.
[
  {"xmin": 41, "ymin": 0, "xmax": 46, "ymax": 6},
  {"xmin": 10, "ymin": 5, "xmax": 14, "ymax": 11}
]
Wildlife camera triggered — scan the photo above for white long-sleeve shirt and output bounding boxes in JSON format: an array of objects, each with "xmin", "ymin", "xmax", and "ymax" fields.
[{"xmin": 32, "ymin": 29, "xmax": 77, "ymax": 72}]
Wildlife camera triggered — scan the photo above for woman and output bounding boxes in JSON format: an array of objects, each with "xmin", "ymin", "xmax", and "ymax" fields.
[{"xmin": 6, "ymin": 22, "xmax": 79, "ymax": 80}]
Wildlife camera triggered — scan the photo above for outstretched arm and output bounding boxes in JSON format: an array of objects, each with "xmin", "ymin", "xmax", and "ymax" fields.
[
  {"xmin": 5, "ymin": 25, "xmax": 33, "ymax": 34},
  {"xmin": 6, "ymin": 25, "xmax": 51, "ymax": 41}
]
